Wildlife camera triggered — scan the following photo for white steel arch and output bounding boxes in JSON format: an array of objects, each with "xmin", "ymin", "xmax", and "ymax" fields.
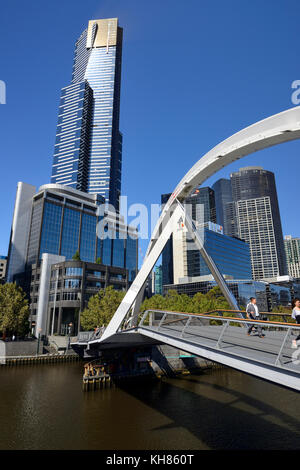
[{"xmin": 101, "ymin": 107, "xmax": 300, "ymax": 341}]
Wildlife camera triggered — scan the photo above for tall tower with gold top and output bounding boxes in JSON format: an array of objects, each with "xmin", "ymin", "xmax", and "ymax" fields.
[{"xmin": 51, "ymin": 18, "xmax": 123, "ymax": 211}]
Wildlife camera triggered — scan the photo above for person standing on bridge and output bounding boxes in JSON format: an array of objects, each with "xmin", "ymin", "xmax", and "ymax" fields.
[
  {"xmin": 246, "ymin": 297, "xmax": 265, "ymax": 338},
  {"xmin": 291, "ymin": 298, "xmax": 300, "ymax": 348}
]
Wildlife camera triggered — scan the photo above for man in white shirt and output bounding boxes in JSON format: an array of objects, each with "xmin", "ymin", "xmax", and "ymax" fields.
[{"xmin": 246, "ymin": 297, "xmax": 265, "ymax": 338}]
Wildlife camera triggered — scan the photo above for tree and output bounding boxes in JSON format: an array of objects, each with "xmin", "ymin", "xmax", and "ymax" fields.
[
  {"xmin": 96, "ymin": 257, "xmax": 102, "ymax": 265},
  {"xmin": 271, "ymin": 305, "xmax": 291, "ymax": 314},
  {"xmin": 164, "ymin": 290, "xmax": 194, "ymax": 313},
  {"xmin": 141, "ymin": 286, "xmax": 231, "ymax": 315},
  {"xmin": 270, "ymin": 304, "xmax": 292, "ymax": 323},
  {"xmin": 81, "ymin": 285, "xmax": 235, "ymax": 332},
  {"xmin": 0, "ymin": 283, "xmax": 30, "ymax": 337},
  {"xmin": 197, "ymin": 286, "xmax": 231, "ymax": 313},
  {"xmin": 72, "ymin": 250, "xmax": 81, "ymax": 261},
  {"xmin": 140, "ymin": 294, "xmax": 166, "ymax": 312},
  {"xmin": 80, "ymin": 286, "xmax": 125, "ymax": 330}
]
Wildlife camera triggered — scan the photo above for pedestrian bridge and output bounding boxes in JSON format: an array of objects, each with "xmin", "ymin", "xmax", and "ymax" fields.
[{"xmin": 73, "ymin": 310, "xmax": 300, "ymax": 392}]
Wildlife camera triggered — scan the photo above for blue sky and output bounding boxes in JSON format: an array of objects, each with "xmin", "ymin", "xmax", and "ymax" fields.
[{"xmin": 0, "ymin": 0, "xmax": 299, "ymax": 261}]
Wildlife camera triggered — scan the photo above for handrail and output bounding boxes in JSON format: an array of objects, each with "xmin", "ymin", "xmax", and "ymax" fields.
[
  {"xmin": 199, "ymin": 309, "xmax": 291, "ymax": 316},
  {"xmin": 141, "ymin": 309, "xmax": 300, "ymax": 329},
  {"xmin": 142, "ymin": 308, "xmax": 291, "ymax": 316},
  {"xmin": 137, "ymin": 309, "xmax": 300, "ymax": 387}
]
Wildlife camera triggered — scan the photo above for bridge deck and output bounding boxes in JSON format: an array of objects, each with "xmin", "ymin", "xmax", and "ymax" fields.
[
  {"xmin": 74, "ymin": 310, "xmax": 300, "ymax": 390},
  {"xmin": 138, "ymin": 323, "xmax": 300, "ymax": 376}
]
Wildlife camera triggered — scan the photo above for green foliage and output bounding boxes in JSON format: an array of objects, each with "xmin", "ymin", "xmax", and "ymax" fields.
[
  {"xmin": 271, "ymin": 305, "xmax": 291, "ymax": 314},
  {"xmin": 0, "ymin": 283, "xmax": 30, "ymax": 336},
  {"xmin": 96, "ymin": 257, "xmax": 102, "ymax": 265},
  {"xmin": 140, "ymin": 286, "xmax": 231, "ymax": 316},
  {"xmin": 270, "ymin": 305, "xmax": 292, "ymax": 323},
  {"xmin": 72, "ymin": 250, "xmax": 81, "ymax": 261},
  {"xmin": 80, "ymin": 285, "xmax": 243, "ymax": 332},
  {"xmin": 80, "ymin": 286, "xmax": 125, "ymax": 330}
]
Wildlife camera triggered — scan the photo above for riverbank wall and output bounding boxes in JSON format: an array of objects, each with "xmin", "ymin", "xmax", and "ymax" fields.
[
  {"xmin": 0, "ymin": 339, "xmax": 43, "ymax": 364},
  {"xmin": 0, "ymin": 353, "xmax": 80, "ymax": 366},
  {"xmin": 0, "ymin": 339, "xmax": 80, "ymax": 366}
]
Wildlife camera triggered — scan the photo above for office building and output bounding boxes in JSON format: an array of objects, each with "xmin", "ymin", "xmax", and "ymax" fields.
[
  {"xmin": 6, "ymin": 183, "xmax": 138, "ymax": 287},
  {"xmin": 0, "ymin": 256, "xmax": 7, "ymax": 280},
  {"xmin": 153, "ymin": 265, "xmax": 163, "ymax": 295},
  {"xmin": 51, "ymin": 18, "xmax": 123, "ymax": 210},
  {"xmin": 231, "ymin": 167, "xmax": 287, "ymax": 279},
  {"xmin": 212, "ymin": 178, "xmax": 238, "ymax": 238},
  {"xmin": 174, "ymin": 187, "xmax": 218, "ymax": 283},
  {"xmin": 144, "ymin": 273, "xmax": 153, "ymax": 299},
  {"xmin": 172, "ymin": 184, "xmax": 251, "ymax": 283},
  {"xmin": 6, "ymin": 182, "xmax": 36, "ymax": 283},
  {"xmin": 261, "ymin": 275, "xmax": 300, "ymax": 308},
  {"xmin": 161, "ymin": 193, "xmax": 173, "ymax": 286},
  {"xmin": 212, "ymin": 178, "xmax": 233, "ymax": 235},
  {"xmin": 19, "ymin": 257, "xmax": 129, "ymax": 336},
  {"xmin": 161, "ymin": 187, "xmax": 217, "ymax": 286},
  {"xmin": 185, "ymin": 186, "xmax": 216, "ymax": 224},
  {"xmin": 173, "ymin": 222, "xmax": 251, "ymax": 284},
  {"xmin": 284, "ymin": 235, "xmax": 300, "ymax": 278},
  {"xmin": 161, "ymin": 186, "xmax": 250, "ymax": 286}
]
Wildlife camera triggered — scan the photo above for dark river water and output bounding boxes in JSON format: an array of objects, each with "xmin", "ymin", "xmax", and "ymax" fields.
[{"xmin": 0, "ymin": 363, "xmax": 299, "ymax": 450}]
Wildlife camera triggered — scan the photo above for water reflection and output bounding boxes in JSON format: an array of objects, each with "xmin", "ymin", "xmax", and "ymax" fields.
[{"xmin": 0, "ymin": 364, "xmax": 299, "ymax": 450}]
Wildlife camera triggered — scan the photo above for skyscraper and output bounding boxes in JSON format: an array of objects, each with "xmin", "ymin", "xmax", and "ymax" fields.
[
  {"xmin": 161, "ymin": 193, "xmax": 173, "ymax": 286},
  {"xmin": 153, "ymin": 265, "xmax": 163, "ymax": 295},
  {"xmin": 212, "ymin": 178, "xmax": 232, "ymax": 229},
  {"xmin": 161, "ymin": 187, "xmax": 217, "ymax": 286},
  {"xmin": 230, "ymin": 167, "xmax": 287, "ymax": 279},
  {"xmin": 185, "ymin": 187, "xmax": 216, "ymax": 224},
  {"xmin": 212, "ymin": 178, "xmax": 237, "ymax": 237},
  {"xmin": 51, "ymin": 18, "xmax": 123, "ymax": 211},
  {"xmin": 284, "ymin": 235, "xmax": 300, "ymax": 278},
  {"xmin": 6, "ymin": 183, "xmax": 138, "ymax": 283}
]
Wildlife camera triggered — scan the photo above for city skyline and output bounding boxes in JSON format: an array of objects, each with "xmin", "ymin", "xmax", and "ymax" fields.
[
  {"xmin": 0, "ymin": 3, "xmax": 300, "ymax": 452},
  {"xmin": 1, "ymin": 1, "xmax": 300, "ymax": 262}
]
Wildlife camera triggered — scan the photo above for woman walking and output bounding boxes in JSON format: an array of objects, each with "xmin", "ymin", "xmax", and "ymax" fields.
[{"xmin": 291, "ymin": 298, "xmax": 300, "ymax": 348}]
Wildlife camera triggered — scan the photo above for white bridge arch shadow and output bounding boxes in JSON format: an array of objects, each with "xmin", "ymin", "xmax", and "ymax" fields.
[{"xmin": 102, "ymin": 106, "xmax": 300, "ymax": 341}]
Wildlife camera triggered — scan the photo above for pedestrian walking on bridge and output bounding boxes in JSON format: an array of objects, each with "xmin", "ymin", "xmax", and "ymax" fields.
[
  {"xmin": 291, "ymin": 298, "xmax": 300, "ymax": 348},
  {"xmin": 246, "ymin": 297, "xmax": 265, "ymax": 338}
]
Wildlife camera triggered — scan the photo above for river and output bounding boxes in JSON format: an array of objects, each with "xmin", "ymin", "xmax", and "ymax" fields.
[{"xmin": 0, "ymin": 363, "xmax": 299, "ymax": 450}]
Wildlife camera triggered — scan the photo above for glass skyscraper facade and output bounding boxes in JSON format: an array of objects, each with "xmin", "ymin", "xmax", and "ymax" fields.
[
  {"xmin": 51, "ymin": 19, "xmax": 123, "ymax": 211},
  {"xmin": 161, "ymin": 187, "xmax": 251, "ymax": 286},
  {"xmin": 212, "ymin": 178, "xmax": 236, "ymax": 236},
  {"xmin": 284, "ymin": 235, "xmax": 300, "ymax": 278},
  {"xmin": 154, "ymin": 265, "xmax": 163, "ymax": 295},
  {"xmin": 186, "ymin": 227, "xmax": 252, "ymax": 280},
  {"xmin": 25, "ymin": 185, "xmax": 138, "ymax": 281},
  {"xmin": 161, "ymin": 187, "xmax": 216, "ymax": 286},
  {"xmin": 161, "ymin": 193, "xmax": 174, "ymax": 286},
  {"xmin": 185, "ymin": 187, "xmax": 216, "ymax": 224},
  {"xmin": 230, "ymin": 167, "xmax": 287, "ymax": 279}
]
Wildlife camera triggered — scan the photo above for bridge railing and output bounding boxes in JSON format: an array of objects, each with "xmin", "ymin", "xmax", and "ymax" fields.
[
  {"xmin": 137, "ymin": 309, "xmax": 300, "ymax": 371},
  {"xmin": 138, "ymin": 309, "xmax": 293, "ymax": 328},
  {"xmin": 77, "ymin": 328, "xmax": 105, "ymax": 343}
]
